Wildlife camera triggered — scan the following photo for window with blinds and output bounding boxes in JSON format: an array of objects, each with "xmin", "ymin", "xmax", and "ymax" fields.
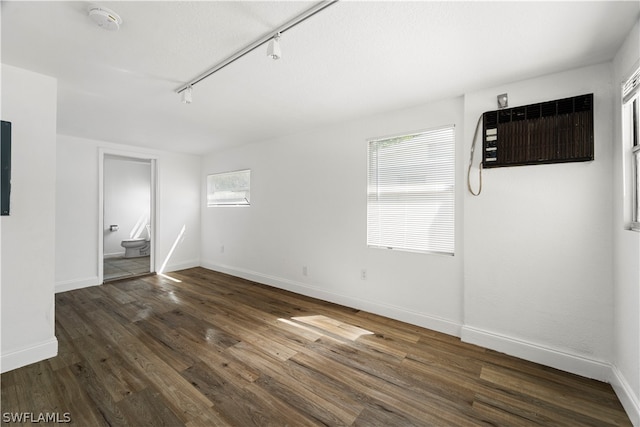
[
  {"xmin": 623, "ymin": 66, "xmax": 640, "ymax": 230},
  {"xmin": 367, "ymin": 125, "xmax": 455, "ymax": 255}
]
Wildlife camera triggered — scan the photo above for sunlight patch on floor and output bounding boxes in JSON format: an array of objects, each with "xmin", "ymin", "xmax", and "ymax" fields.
[
  {"xmin": 288, "ymin": 315, "xmax": 374, "ymax": 341},
  {"xmin": 158, "ymin": 273, "xmax": 182, "ymax": 283}
]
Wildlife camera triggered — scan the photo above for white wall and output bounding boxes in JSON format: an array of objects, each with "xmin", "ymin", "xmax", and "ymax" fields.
[
  {"xmin": 55, "ymin": 137, "xmax": 99, "ymax": 289},
  {"xmin": 103, "ymin": 157, "xmax": 151, "ymax": 256},
  {"xmin": 612, "ymin": 19, "xmax": 640, "ymax": 426},
  {"xmin": 202, "ymin": 97, "xmax": 465, "ymax": 335},
  {"xmin": 1, "ymin": 64, "xmax": 58, "ymax": 372},
  {"xmin": 55, "ymin": 135, "xmax": 201, "ymax": 292},
  {"xmin": 201, "ymin": 63, "xmax": 624, "ymax": 386},
  {"xmin": 462, "ymin": 63, "xmax": 615, "ymax": 381}
]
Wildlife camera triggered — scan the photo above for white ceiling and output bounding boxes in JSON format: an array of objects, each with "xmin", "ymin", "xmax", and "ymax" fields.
[{"xmin": 2, "ymin": 1, "xmax": 638, "ymax": 155}]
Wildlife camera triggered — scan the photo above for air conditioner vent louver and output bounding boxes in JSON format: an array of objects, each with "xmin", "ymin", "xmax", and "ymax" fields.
[
  {"xmin": 557, "ymin": 98, "xmax": 573, "ymax": 114},
  {"xmin": 485, "ymin": 111, "xmax": 498, "ymax": 127},
  {"xmin": 575, "ymin": 94, "xmax": 592, "ymax": 112},
  {"xmin": 541, "ymin": 101, "xmax": 556, "ymax": 117},
  {"xmin": 512, "ymin": 107, "xmax": 526, "ymax": 121},
  {"xmin": 482, "ymin": 93, "xmax": 594, "ymax": 168},
  {"xmin": 527, "ymin": 104, "xmax": 541, "ymax": 119}
]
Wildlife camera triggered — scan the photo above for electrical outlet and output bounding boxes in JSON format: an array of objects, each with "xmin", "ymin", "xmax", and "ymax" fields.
[
  {"xmin": 360, "ymin": 269, "xmax": 367, "ymax": 280},
  {"xmin": 302, "ymin": 266, "xmax": 308, "ymax": 276}
]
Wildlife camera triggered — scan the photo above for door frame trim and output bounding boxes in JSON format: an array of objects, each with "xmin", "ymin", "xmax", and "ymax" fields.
[{"xmin": 98, "ymin": 148, "xmax": 158, "ymax": 284}]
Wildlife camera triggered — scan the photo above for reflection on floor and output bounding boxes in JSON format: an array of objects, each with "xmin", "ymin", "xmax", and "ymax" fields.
[{"xmin": 104, "ymin": 256, "xmax": 150, "ymax": 281}]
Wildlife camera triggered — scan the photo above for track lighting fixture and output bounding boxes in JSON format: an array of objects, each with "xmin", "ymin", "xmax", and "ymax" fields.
[
  {"xmin": 267, "ymin": 33, "xmax": 282, "ymax": 60},
  {"xmin": 175, "ymin": 0, "xmax": 339, "ymax": 103},
  {"xmin": 182, "ymin": 85, "xmax": 193, "ymax": 104}
]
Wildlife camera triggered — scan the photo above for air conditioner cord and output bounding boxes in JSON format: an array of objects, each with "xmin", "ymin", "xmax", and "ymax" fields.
[{"xmin": 467, "ymin": 114, "xmax": 483, "ymax": 196}]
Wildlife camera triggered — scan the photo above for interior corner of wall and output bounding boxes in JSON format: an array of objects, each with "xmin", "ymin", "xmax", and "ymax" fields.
[
  {"xmin": 611, "ymin": 364, "xmax": 640, "ymax": 426},
  {"xmin": 460, "ymin": 325, "xmax": 611, "ymax": 382}
]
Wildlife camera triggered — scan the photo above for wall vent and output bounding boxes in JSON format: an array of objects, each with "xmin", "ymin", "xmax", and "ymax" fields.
[{"xmin": 482, "ymin": 93, "xmax": 594, "ymax": 168}]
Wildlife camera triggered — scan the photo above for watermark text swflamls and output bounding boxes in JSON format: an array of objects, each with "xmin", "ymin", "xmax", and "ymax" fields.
[{"xmin": 2, "ymin": 412, "xmax": 71, "ymax": 423}]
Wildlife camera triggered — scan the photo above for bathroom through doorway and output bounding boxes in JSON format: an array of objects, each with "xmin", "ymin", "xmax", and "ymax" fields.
[{"xmin": 99, "ymin": 151, "xmax": 157, "ymax": 283}]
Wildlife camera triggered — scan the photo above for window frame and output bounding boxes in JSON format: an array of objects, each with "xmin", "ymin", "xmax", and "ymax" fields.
[
  {"xmin": 206, "ymin": 169, "xmax": 251, "ymax": 207},
  {"xmin": 633, "ymin": 146, "xmax": 640, "ymax": 230},
  {"xmin": 623, "ymin": 66, "xmax": 640, "ymax": 231},
  {"xmin": 366, "ymin": 125, "xmax": 456, "ymax": 255}
]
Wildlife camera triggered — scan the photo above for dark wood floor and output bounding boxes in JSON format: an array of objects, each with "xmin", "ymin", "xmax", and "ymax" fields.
[{"xmin": 1, "ymin": 267, "xmax": 631, "ymax": 426}]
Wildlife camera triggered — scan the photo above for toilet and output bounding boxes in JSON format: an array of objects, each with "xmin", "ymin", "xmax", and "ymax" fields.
[{"xmin": 121, "ymin": 225, "xmax": 151, "ymax": 258}]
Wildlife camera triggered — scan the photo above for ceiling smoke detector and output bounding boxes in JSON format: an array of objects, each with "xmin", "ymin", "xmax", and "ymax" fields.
[{"xmin": 88, "ymin": 6, "xmax": 122, "ymax": 31}]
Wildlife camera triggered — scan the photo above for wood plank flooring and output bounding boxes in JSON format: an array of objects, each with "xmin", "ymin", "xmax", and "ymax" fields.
[{"xmin": 1, "ymin": 267, "xmax": 631, "ymax": 426}]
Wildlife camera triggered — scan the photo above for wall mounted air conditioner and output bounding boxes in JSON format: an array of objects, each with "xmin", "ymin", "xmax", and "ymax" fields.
[{"xmin": 482, "ymin": 94, "xmax": 594, "ymax": 168}]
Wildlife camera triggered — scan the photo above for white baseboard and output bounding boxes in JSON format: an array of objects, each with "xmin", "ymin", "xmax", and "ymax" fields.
[
  {"xmin": 461, "ymin": 325, "xmax": 612, "ymax": 382},
  {"xmin": 53, "ymin": 259, "xmax": 200, "ymax": 294},
  {"xmin": 161, "ymin": 259, "xmax": 200, "ymax": 274},
  {"xmin": 104, "ymin": 252, "xmax": 125, "ymax": 259},
  {"xmin": 611, "ymin": 364, "xmax": 640, "ymax": 426},
  {"xmin": 1, "ymin": 337, "xmax": 58, "ymax": 373},
  {"xmin": 200, "ymin": 262, "xmax": 461, "ymax": 337},
  {"xmin": 55, "ymin": 276, "xmax": 101, "ymax": 293}
]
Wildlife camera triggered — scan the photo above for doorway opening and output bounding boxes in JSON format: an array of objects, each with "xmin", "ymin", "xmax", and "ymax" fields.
[{"xmin": 99, "ymin": 151, "xmax": 157, "ymax": 283}]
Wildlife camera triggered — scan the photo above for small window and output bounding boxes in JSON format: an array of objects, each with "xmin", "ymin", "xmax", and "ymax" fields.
[
  {"xmin": 623, "ymin": 66, "xmax": 640, "ymax": 230},
  {"xmin": 207, "ymin": 169, "xmax": 250, "ymax": 207},
  {"xmin": 367, "ymin": 125, "xmax": 455, "ymax": 254}
]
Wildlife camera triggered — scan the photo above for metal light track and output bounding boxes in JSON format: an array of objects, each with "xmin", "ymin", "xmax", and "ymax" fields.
[{"xmin": 175, "ymin": 0, "xmax": 339, "ymax": 94}]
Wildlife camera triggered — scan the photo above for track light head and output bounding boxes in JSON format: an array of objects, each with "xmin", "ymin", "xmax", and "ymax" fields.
[
  {"xmin": 267, "ymin": 33, "xmax": 282, "ymax": 60},
  {"xmin": 182, "ymin": 85, "xmax": 193, "ymax": 104}
]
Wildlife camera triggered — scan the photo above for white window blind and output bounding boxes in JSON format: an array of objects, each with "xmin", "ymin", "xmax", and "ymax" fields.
[
  {"xmin": 367, "ymin": 126, "xmax": 455, "ymax": 255},
  {"xmin": 623, "ymin": 66, "xmax": 640, "ymax": 104},
  {"xmin": 207, "ymin": 169, "xmax": 251, "ymax": 207}
]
